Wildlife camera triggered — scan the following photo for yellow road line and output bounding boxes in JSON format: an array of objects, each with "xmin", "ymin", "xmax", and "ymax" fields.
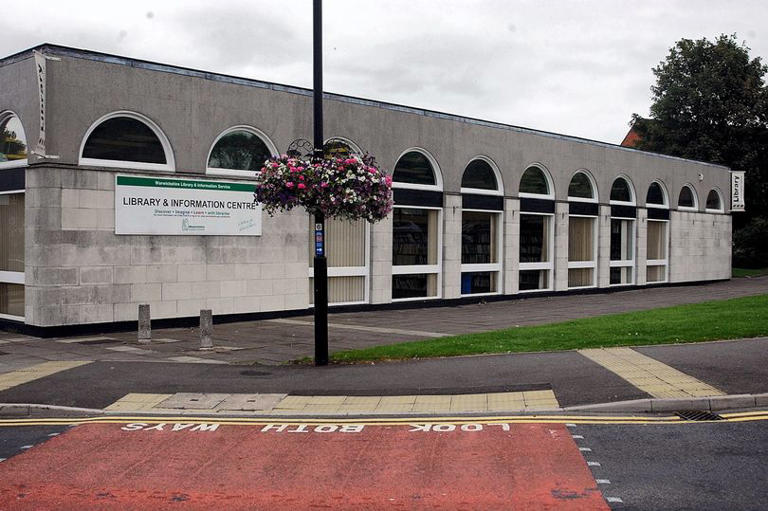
[
  {"xmin": 0, "ymin": 361, "xmax": 92, "ymax": 391},
  {"xmin": 579, "ymin": 347, "xmax": 724, "ymax": 398}
]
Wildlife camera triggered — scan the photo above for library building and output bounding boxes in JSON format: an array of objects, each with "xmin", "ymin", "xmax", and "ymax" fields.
[{"xmin": 0, "ymin": 45, "xmax": 741, "ymax": 332}]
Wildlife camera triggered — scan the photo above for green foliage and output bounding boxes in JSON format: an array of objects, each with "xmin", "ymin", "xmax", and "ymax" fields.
[
  {"xmin": 733, "ymin": 217, "xmax": 768, "ymax": 267},
  {"xmin": 632, "ymin": 34, "xmax": 768, "ymax": 223},
  {"xmin": 331, "ymin": 294, "xmax": 768, "ymax": 362}
]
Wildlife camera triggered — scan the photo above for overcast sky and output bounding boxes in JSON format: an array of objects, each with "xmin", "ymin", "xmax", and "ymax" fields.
[{"xmin": 2, "ymin": 1, "xmax": 767, "ymax": 143}]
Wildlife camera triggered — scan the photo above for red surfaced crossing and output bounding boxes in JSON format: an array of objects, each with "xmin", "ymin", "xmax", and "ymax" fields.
[{"xmin": 0, "ymin": 422, "xmax": 608, "ymax": 510}]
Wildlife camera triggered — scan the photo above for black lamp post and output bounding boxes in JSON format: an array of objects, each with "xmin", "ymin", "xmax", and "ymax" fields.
[{"xmin": 312, "ymin": 0, "xmax": 329, "ymax": 366}]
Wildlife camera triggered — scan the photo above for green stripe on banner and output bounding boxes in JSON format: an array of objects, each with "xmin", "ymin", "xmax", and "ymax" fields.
[{"xmin": 116, "ymin": 175, "xmax": 256, "ymax": 192}]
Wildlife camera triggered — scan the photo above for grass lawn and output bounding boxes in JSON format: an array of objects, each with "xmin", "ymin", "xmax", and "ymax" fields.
[
  {"xmin": 331, "ymin": 294, "xmax": 768, "ymax": 363},
  {"xmin": 732, "ymin": 267, "xmax": 768, "ymax": 278}
]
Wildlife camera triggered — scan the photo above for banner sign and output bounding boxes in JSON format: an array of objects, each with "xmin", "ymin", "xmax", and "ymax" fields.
[
  {"xmin": 33, "ymin": 50, "xmax": 46, "ymax": 156},
  {"xmin": 115, "ymin": 175, "xmax": 261, "ymax": 235},
  {"xmin": 730, "ymin": 170, "xmax": 745, "ymax": 212}
]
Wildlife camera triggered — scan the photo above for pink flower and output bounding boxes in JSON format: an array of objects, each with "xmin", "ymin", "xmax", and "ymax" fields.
[
  {"xmin": 321, "ymin": 182, "xmax": 329, "ymax": 188},
  {"xmin": 286, "ymin": 181, "xmax": 294, "ymax": 188},
  {"xmin": 298, "ymin": 183, "xmax": 306, "ymax": 189}
]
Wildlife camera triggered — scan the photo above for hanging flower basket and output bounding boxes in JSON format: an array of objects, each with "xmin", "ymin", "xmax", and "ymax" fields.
[{"xmin": 254, "ymin": 154, "xmax": 393, "ymax": 222}]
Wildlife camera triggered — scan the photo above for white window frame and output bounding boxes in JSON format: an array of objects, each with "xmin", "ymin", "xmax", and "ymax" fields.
[
  {"xmin": 391, "ymin": 147, "xmax": 443, "ymax": 192},
  {"xmin": 677, "ymin": 184, "xmax": 699, "ymax": 212},
  {"xmin": 324, "ymin": 136, "xmax": 363, "ymax": 157},
  {"xmin": 79, "ymin": 111, "xmax": 175, "ymax": 172},
  {"xmin": 646, "ymin": 218, "xmax": 669, "ymax": 284},
  {"xmin": 460, "ymin": 208, "xmax": 503, "ymax": 297},
  {"xmin": 518, "ymin": 211, "xmax": 554, "ymax": 293},
  {"xmin": 518, "ymin": 162, "xmax": 555, "ymax": 200},
  {"xmin": 705, "ymin": 188, "xmax": 725, "ymax": 213},
  {"xmin": 567, "ymin": 169, "xmax": 598, "ymax": 203},
  {"xmin": 460, "ymin": 155, "xmax": 504, "ymax": 196},
  {"xmin": 206, "ymin": 125, "xmax": 278, "ymax": 178},
  {"xmin": 308, "ymin": 221, "xmax": 371, "ymax": 306},
  {"xmin": 609, "ymin": 174, "xmax": 636, "ymax": 207},
  {"xmin": 391, "ymin": 205, "xmax": 443, "ymax": 302},
  {"xmin": 608, "ymin": 215, "xmax": 636, "ymax": 286},
  {"xmin": 567, "ymin": 214, "xmax": 598, "ymax": 289},
  {"xmin": 645, "ymin": 180, "xmax": 669, "ymax": 209},
  {"xmin": 0, "ymin": 111, "xmax": 29, "ymax": 170},
  {"xmin": 0, "ymin": 189, "xmax": 25, "ymax": 321}
]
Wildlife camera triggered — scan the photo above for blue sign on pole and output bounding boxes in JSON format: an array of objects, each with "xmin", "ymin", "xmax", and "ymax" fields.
[{"xmin": 315, "ymin": 224, "xmax": 324, "ymax": 256}]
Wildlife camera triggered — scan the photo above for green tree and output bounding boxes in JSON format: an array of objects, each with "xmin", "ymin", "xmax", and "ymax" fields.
[{"xmin": 632, "ymin": 34, "xmax": 768, "ymax": 230}]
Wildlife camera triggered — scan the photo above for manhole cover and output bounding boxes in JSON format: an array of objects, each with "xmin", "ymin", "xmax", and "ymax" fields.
[{"xmin": 676, "ymin": 410, "xmax": 724, "ymax": 421}]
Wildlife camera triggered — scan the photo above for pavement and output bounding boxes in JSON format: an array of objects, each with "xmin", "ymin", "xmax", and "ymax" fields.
[{"xmin": 0, "ymin": 276, "xmax": 766, "ymax": 417}]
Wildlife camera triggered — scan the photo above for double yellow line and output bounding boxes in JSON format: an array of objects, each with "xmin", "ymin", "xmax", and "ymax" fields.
[{"xmin": 1, "ymin": 410, "xmax": 766, "ymax": 428}]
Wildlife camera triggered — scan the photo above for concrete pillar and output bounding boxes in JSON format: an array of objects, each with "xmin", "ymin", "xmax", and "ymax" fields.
[
  {"xmin": 199, "ymin": 309, "xmax": 213, "ymax": 350},
  {"xmin": 370, "ymin": 213, "xmax": 392, "ymax": 304},
  {"xmin": 636, "ymin": 208, "xmax": 648, "ymax": 286},
  {"xmin": 442, "ymin": 193, "xmax": 462, "ymax": 299},
  {"xmin": 503, "ymin": 198, "xmax": 520, "ymax": 295},
  {"xmin": 138, "ymin": 304, "xmax": 151, "ymax": 344},
  {"xmin": 597, "ymin": 205, "xmax": 611, "ymax": 288},
  {"xmin": 554, "ymin": 202, "xmax": 569, "ymax": 291}
]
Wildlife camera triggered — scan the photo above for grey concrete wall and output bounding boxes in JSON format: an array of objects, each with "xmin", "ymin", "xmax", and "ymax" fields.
[
  {"xmin": 669, "ymin": 211, "xmax": 731, "ymax": 283},
  {"xmin": 0, "ymin": 56, "xmax": 39, "ymax": 160},
  {"xmin": 24, "ymin": 165, "xmax": 308, "ymax": 326}
]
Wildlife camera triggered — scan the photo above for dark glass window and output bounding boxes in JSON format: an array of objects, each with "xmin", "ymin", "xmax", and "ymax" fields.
[
  {"xmin": 568, "ymin": 172, "xmax": 593, "ymax": 199},
  {"xmin": 461, "ymin": 272, "xmax": 494, "ymax": 294},
  {"xmin": 519, "ymin": 270, "xmax": 548, "ymax": 291},
  {"xmin": 323, "ymin": 139, "xmax": 355, "ymax": 159},
  {"xmin": 0, "ymin": 116, "xmax": 27, "ymax": 162},
  {"xmin": 82, "ymin": 117, "xmax": 166, "ymax": 164},
  {"xmin": 706, "ymin": 190, "xmax": 721, "ymax": 210},
  {"xmin": 646, "ymin": 182, "xmax": 665, "ymax": 206},
  {"xmin": 393, "ymin": 151, "xmax": 436, "ymax": 186},
  {"xmin": 209, "ymin": 130, "xmax": 272, "ymax": 171},
  {"xmin": 392, "ymin": 274, "xmax": 431, "ymax": 299},
  {"xmin": 462, "ymin": 160, "xmax": 497, "ymax": 190},
  {"xmin": 520, "ymin": 215, "xmax": 549, "ymax": 263},
  {"xmin": 610, "ymin": 178, "xmax": 632, "ymax": 202},
  {"xmin": 678, "ymin": 186, "xmax": 696, "ymax": 208},
  {"xmin": 393, "ymin": 208, "xmax": 431, "ymax": 265},
  {"xmin": 462, "ymin": 211, "xmax": 496, "ymax": 264},
  {"xmin": 520, "ymin": 166, "xmax": 549, "ymax": 195}
]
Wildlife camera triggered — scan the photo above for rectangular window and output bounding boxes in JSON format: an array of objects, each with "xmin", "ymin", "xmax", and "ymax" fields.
[
  {"xmin": 646, "ymin": 220, "xmax": 668, "ymax": 283},
  {"xmin": 568, "ymin": 216, "xmax": 596, "ymax": 288},
  {"xmin": 308, "ymin": 216, "xmax": 369, "ymax": 305},
  {"xmin": 519, "ymin": 213, "xmax": 553, "ymax": 291},
  {"xmin": 461, "ymin": 211, "xmax": 501, "ymax": 295},
  {"xmin": 0, "ymin": 192, "xmax": 24, "ymax": 320},
  {"xmin": 392, "ymin": 207, "xmax": 441, "ymax": 299},
  {"xmin": 609, "ymin": 218, "xmax": 634, "ymax": 285}
]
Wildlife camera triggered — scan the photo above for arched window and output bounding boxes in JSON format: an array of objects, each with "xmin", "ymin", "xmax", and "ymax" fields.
[
  {"xmin": 519, "ymin": 165, "xmax": 552, "ymax": 197},
  {"xmin": 646, "ymin": 182, "xmax": 669, "ymax": 284},
  {"xmin": 568, "ymin": 171, "xmax": 596, "ymax": 201},
  {"xmin": 646, "ymin": 181, "xmax": 667, "ymax": 207},
  {"xmin": 609, "ymin": 177, "xmax": 636, "ymax": 285},
  {"xmin": 461, "ymin": 159, "xmax": 499, "ymax": 192},
  {"xmin": 323, "ymin": 137, "xmax": 361, "ymax": 159},
  {"xmin": 393, "ymin": 151, "xmax": 437, "ymax": 187},
  {"xmin": 80, "ymin": 112, "xmax": 174, "ymax": 171},
  {"xmin": 678, "ymin": 185, "xmax": 698, "ymax": 210},
  {"xmin": 610, "ymin": 177, "xmax": 634, "ymax": 204},
  {"xmin": 705, "ymin": 189, "xmax": 723, "ymax": 212},
  {"xmin": 207, "ymin": 127, "xmax": 276, "ymax": 176},
  {"xmin": 392, "ymin": 149, "xmax": 442, "ymax": 300},
  {"xmin": 0, "ymin": 113, "xmax": 28, "ymax": 169},
  {"xmin": 567, "ymin": 172, "xmax": 597, "ymax": 289}
]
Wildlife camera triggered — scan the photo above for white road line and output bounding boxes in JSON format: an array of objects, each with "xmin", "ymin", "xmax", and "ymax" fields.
[
  {"xmin": 606, "ymin": 497, "xmax": 623, "ymax": 503},
  {"xmin": 0, "ymin": 458, "xmax": 5, "ymax": 462},
  {"xmin": 20, "ymin": 445, "xmax": 32, "ymax": 449},
  {"xmin": 47, "ymin": 432, "xmax": 59, "ymax": 437},
  {"xmin": 579, "ymin": 447, "xmax": 592, "ymax": 452},
  {"xmin": 587, "ymin": 461, "xmax": 601, "ymax": 467},
  {"xmin": 571, "ymin": 434, "xmax": 584, "ymax": 439},
  {"xmin": 596, "ymin": 479, "xmax": 611, "ymax": 485},
  {"xmin": 566, "ymin": 423, "xmax": 577, "ymax": 428}
]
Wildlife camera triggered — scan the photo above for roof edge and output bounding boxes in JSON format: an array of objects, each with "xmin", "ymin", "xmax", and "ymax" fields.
[{"xmin": 0, "ymin": 43, "xmax": 731, "ymax": 172}]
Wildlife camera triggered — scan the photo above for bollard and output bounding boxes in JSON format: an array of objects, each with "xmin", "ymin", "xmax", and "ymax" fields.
[
  {"xmin": 138, "ymin": 304, "xmax": 151, "ymax": 344},
  {"xmin": 200, "ymin": 309, "xmax": 213, "ymax": 350}
]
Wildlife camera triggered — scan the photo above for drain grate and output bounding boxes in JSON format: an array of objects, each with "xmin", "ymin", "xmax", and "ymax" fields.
[{"xmin": 676, "ymin": 410, "xmax": 724, "ymax": 421}]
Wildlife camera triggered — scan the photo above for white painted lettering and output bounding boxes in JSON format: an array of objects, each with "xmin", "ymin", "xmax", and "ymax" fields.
[
  {"xmin": 287, "ymin": 424, "xmax": 310, "ymax": 433},
  {"xmin": 489, "ymin": 423, "xmax": 511, "ymax": 431},
  {"xmin": 460, "ymin": 424, "xmax": 483, "ymax": 432},
  {"xmin": 314, "ymin": 425, "xmax": 338, "ymax": 433},
  {"xmin": 171, "ymin": 423, "xmax": 195, "ymax": 432},
  {"xmin": 432, "ymin": 424, "xmax": 456, "ymax": 432},
  {"xmin": 339, "ymin": 425, "xmax": 365, "ymax": 433},
  {"xmin": 190, "ymin": 424, "xmax": 219, "ymax": 432},
  {"xmin": 409, "ymin": 424, "xmax": 432, "ymax": 432},
  {"xmin": 261, "ymin": 424, "xmax": 289, "ymax": 433},
  {"xmin": 121, "ymin": 423, "xmax": 148, "ymax": 431},
  {"xmin": 144, "ymin": 423, "xmax": 166, "ymax": 431}
]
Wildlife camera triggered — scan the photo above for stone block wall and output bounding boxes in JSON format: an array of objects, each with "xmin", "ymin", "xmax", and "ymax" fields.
[
  {"xmin": 24, "ymin": 166, "xmax": 308, "ymax": 326},
  {"xmin": 669, "ymin": 211, "xmax": 731, "ymax": 283}
]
